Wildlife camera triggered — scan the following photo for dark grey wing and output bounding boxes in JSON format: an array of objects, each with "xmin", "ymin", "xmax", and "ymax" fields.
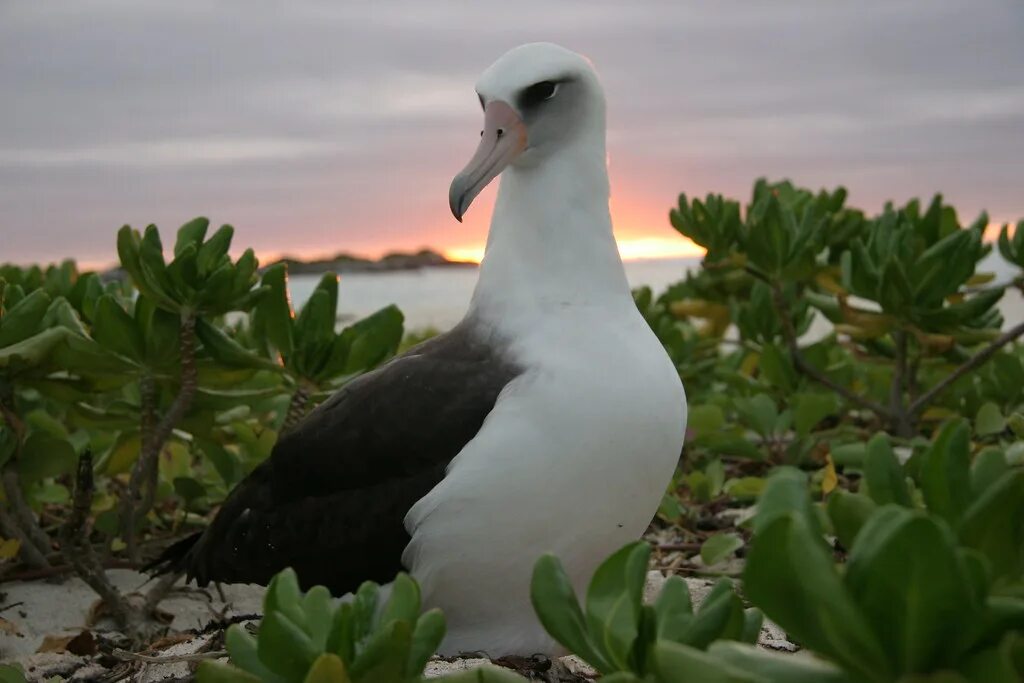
[{"xmin": 161, "ymin": 322, "xmax": 520, "ymax": 595}]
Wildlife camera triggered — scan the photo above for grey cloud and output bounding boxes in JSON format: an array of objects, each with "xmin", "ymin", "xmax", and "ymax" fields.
[{"xmin": 1, "ymin": 0, "xmax": 1022, "ymax": 266}]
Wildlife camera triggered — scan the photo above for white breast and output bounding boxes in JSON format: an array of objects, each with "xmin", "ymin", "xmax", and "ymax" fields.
[{"xmin": 403, "ymin": 305, "xmax": 687, "ymax": 656}]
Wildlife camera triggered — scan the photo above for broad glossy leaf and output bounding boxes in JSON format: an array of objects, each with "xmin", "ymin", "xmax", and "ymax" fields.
[
  {"xmin": 530, "ymin": 553, "xmax": 611, "ymax": 672},
  {"xmin": 440, "ymin": 666, "xmax": 534, "ymax": 682},
  {"xmin": 348, "ymin": 620, "xmax": 410, "ymax": 681},
  {"xmin": 18, "ymin": 432, "xmax": 77, "ymax": 485},
  {"xmin": 920, "ymin": 420, "xmax": 973, "ymax": 526},
  {"xmin": 826, "ymin": 489, "xmax": 877, "ymax": 550},
  {"xmin": 862, "ymin": 434, "xmax": 912, "ymax": 507},
  {"xmin": 196, "ymin": 318, "xmax": 278, "ymax": 370},
  {"xmin": 743, "ymin": 513, "xmax": 890, "ymax": 679},
  {"xmin": 958, "ymin": 470, "xmax": 1024, "ymax": 584},
  {"xmin": 379, "ymin": 572, "xmax": 421, "ymax": 626},
  {"xmin": 197, "ymin": 224, "xmax": 235, "ymax": 277},
  {"xmin": 300, "ymin": 585, "xmax": 335, "ymax": 649},
  {"xmin": 971, "ymin": 448, "xmax": 1009, "ymax": 496},
  {"xmin": 975, "ymin": 402, "xmax": 1006, "ymax": 437},
  {"xmin": 752, "ymin": 467, "xmax": 822, "ymax": 539},
  {"xmin": 195, "ymin": 661, "xmax": 263, "ymax": 683},
  {"xmin": 223, "ymin": 624, "xmax": 285, "ymax": 682},
  {"xmin": 653, "ymin": 575, "xmax": 694, "ymax": 641},
  {"xmin": 706, "ymin": 641, "xmax": 853, "ymax": 682},
  {"xmin": 253, "ymin": 264, "xmax": 295, "ymax": 356},
  {"xmin": 733, "ymin": 394, "xmax": 778, "ymax": 438},
  {"xmin": 585, "ymin": 542, "xmax": 649, "ymax": 670},
  {"xmin": 649, "ymin": 641, "xmax": 760, "ymax": 683},
  {"xmin": 845, "ymin": 506, "xmax": 979, "ymax": 673},
  {"xmin": 678, "ymin": 579, "xmax": 746, "ymax": 649},
  {"xmin": 256, "ymin": 610, "xmax": 319, "ymax": 680},
  {"xmin": 700, "ymin": 533, "xmax": 743, "ymax": 567},
  {"xmin": 174, "ymin": 217, "xmax": 210, "ymax": 257},
  {"xmin": 407, "ymin": 608, "xmax": 445, "ymax": 676},
  {"xmin": 0, "ymin": 289, "xmax": 50, "ymax": 347},
  {"xmin": 303, "ymin": 654, "xmax": 349, "ymax": 683},
  {"xmin": 92, "ymin": 295, "xmax": 145, "ymax": 362},
  {"xmin": 793, "ymin": 392, "xmax": 840, "ymax": 436},
  {"xmin": 688, "ymin": 404, "xmax": 725, "ymax": 437},
  {"xmin": 264, "ymin": 568, "xmax": 308, "ymax": 633}
]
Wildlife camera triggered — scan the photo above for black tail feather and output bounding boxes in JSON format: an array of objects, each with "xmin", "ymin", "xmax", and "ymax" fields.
[{"xmin": 144, "ymin": 532, "xmax": 202, "ymax": 577}]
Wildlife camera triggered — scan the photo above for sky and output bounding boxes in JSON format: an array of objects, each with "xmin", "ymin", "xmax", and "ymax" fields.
[{"xmin": 2, "ymin": 1, "xmax": 1023, "ymax": 267}]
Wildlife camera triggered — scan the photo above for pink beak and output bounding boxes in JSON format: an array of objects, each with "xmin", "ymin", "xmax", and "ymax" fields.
[{"xmin": 449, "ymin": 100, "xmax": 527, "ymax": 221}]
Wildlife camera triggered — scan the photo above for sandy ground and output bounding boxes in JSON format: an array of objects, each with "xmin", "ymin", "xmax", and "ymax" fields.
[{"xmin": 0, "ymin": 570, "xmax": 793, "ymax": 682}]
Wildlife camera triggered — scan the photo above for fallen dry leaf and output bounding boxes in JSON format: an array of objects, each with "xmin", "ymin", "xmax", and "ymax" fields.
[{"xmin": 0, "ymin": 616, "xmax": 20, "ymax": 636}]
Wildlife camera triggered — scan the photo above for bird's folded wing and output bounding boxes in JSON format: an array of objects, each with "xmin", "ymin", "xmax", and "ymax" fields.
[{"xmin": 174, "ymin": 324, "xmax": 521, "ymax": 593}]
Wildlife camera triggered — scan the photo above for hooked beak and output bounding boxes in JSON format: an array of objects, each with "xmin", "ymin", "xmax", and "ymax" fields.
[{"xmin": 449, "ymin": 100, "xmax": 527, "ymax": 221}]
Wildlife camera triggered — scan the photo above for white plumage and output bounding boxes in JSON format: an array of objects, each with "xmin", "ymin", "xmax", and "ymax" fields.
[{"xmin": 404, "ymin": 43, "xmax": 688, "ymax": 655}]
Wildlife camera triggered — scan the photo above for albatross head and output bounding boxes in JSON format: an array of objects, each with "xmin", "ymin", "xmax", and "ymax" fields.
[{"xmin": 449, "ymin": 43, "xmax": 606, "ymax": 221}]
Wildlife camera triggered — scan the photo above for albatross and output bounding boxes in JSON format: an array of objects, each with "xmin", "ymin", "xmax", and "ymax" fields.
[{"xmin": 154, "ymin": 42, "xmax": 687, "ymax": 656}]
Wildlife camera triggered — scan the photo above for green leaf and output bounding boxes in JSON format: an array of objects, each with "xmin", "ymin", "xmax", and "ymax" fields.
[
  {"xmin": 257, "ymin": 610, "xmax": 319, "ymax": 681},
  {"xmin": 196, "ymin": 318, "xmax": 278, "ymax": 370},
  {"xmin": 743, "ymin": 513, "xmax": 890, "ymax": 679},
  {"xmin": 958, "ymin": 470, "xmax": 1024, "ymax": 585},
  {"xmin": 678, "ymin": 579, "xmax": 746, "ymax": 649},
  {"xmin": 653, "ymin": 575, "xmax": 694, "ymax": 642},
  {"xmin": 0, "ymin": 289, "xmax": 51, "ymax": 347},
  {"xmin": 302, "ymin": 654, "xmax": 349, "ymax": 683},
  {"xmin": 253, "ymin": 264, "xmax": 295, "ymax": 356},
  {"xmin": 440, "ymin": 665, "xmax": 534, "ymax": 682},
  {"xmin": 300, "ymin": 585, "xmax": 334, "ymax": 649},
  {"xmin": 734, "ymin": 394, "xmax": 778, "ymax": 437},
  {"xmin": 844, "ymin": 506, "xmax": 979, "ymax": 673},
  {"xmin": 92, "ymin": 295, "xmax": 145, "ymax": 362},
  {"xmin": 407, "ymin": 608, "xmax": 445, "ymax": 676},
  {"xmin": 920, "ymin": 420, "xmax": 973, "ymax": 526},
  {"xmin": 379, "ymin": 572, "xmax": 421, "ymax": 626},
  {"xmin": 264, "ymin": 568, "xmax": 307, "ymax": 633},
  {"xmin": 530, "ymin": 553, "xmax": 611, "ymax": 672},
  {"xmin": 705, "ymin": 641, "xmax": 853, "ymax": 683},
  {"xmin": 585, "ymin": 542, "xmax": 649, "ymax": 671},
  {"xmin": 862, "ymin": 433, "xmax": 912, "ymax": 507},
  {"xmin": 347, "ymin": 620, "xmax": 410, "ymax": 681},
  {"xmin": 223, "ymin": 624, "xmax": 283, "ymax": 682},
  {"xmin": 826, "ymin": 489, "xmax": 877, "ymax": 550},
  {"xmin": 700, "ymin": 533, "xmax": 743, "ymax": 567},
  {"xmin": 759, "ymin": 343, "xmax": 796, "ymax": 392},
  {"xmin": 975, "ymin": 402, "xmax": 1006, "ymax": 437},
  {"xmin": 196, "ymin": 661, "xmax": 263, "ymax": 683},
  {"xmin": 689, "ymin": 404, "xmax": 725, "ymax": 437},
  {"xmin": 971, "ymin": 448, "xmax": 1009, "ymax": 497},
  {"xmin": 793, "ymin": 392, "xmax": 840, "ymax": 436},
  {"xmin": 174, "ymin": 217, "xmax": 210, "ymax": 257},
  {"xmin": 18, "ymin": 432, "xmax": 78, "ymax": 485},
  {"xmin": 752, "ymin": 467, "xmax": 822, "ymax": 539},
  {"xmin": 197, "ymin": 224, "xmax": 234, "ymax": 276},
  {"xmin": 0, "ymin": 665, "xmax": 27, "ymax": 683},
  {"xmin": 650, "ymin": 641, "xmax": 760, "ymax": 683}
]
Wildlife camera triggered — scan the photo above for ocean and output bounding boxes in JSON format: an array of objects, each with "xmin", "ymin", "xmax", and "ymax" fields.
[{"xmin": 287, "ymin": 256, "xmax": 1024, "ymax": 333}]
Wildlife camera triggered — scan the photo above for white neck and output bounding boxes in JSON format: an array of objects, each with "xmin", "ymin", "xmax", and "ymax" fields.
[{"xmin": 469, "ymin": 136, "xmax": 632, "ymax": 325}]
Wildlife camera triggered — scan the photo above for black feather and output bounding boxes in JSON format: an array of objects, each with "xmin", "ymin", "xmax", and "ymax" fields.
[{"xmin": 152, "ymin": 320, "xmax": 520, "ymax": 595}]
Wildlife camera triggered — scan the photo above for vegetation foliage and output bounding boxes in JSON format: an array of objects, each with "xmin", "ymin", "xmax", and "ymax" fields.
[{"xmin": 1, "ymin": 180, "xmax": 1022, "ymax": 681}]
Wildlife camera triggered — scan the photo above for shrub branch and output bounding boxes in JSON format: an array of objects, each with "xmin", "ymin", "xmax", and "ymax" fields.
[
  {"xmin": 908, "ymin": 318, "xmax": 1024, "ymax": 417},
  {"xmin": 62, "ymin": 450, "xmax": 138, "ymax": 631},
  {"xmin": 768, "ymin": 282, "xmax": 893, "ymax": 419},
  {"xmin": 120, "ymin": 312, "xmax": 198, "ymax": 563}
]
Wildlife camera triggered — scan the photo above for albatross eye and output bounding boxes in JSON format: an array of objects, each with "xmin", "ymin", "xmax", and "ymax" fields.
[{"xmin": 518, "ymin": 80, "xmax": 559, "ymax": 109}]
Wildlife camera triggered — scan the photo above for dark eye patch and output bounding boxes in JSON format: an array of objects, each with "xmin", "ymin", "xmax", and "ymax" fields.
[{"xmin": 517, "ymin": 80, "xmax": 558, "ymax": 110}]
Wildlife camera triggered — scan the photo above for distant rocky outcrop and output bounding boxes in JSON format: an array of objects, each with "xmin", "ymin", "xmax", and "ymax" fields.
[
  {"xmin": 266, "ymin": 248, "xmax": 477, "ymax": 275},
  {"xmin": 98, "ymin": 248, "xmax": 477, "ymax": 282}
]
